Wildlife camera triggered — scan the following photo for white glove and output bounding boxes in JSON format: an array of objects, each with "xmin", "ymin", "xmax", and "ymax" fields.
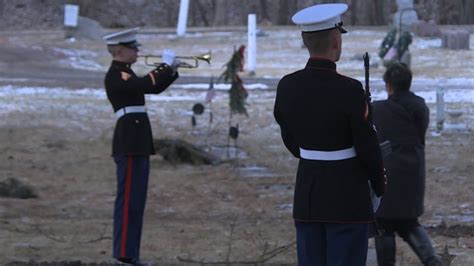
[
  {"xmin": 171, "ymin": 58, "xmax": 181, "ymax": 69},
  {"xmin": 162, "ymin": 49, "xmax": 176, "ymax": 66}
]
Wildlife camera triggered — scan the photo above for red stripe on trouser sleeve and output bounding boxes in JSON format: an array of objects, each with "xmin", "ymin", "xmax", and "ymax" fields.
[{"xmin": 120, "ymin": 156, "xmax": 133, "ymax": 258}]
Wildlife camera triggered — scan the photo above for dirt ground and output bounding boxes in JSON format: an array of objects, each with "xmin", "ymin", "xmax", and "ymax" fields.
[{"xmin": 0, "ymin": 27, "xmax": 473, "ymax": 265}]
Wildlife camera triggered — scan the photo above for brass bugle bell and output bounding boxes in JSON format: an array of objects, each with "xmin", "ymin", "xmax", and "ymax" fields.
[{"xmin": 138, "ymin": 51, "xmax": 211, "ymax": 68}]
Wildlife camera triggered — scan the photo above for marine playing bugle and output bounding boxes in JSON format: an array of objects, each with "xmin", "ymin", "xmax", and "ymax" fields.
[{"xmin": 138, "ymin": 51, "xmax": 212, "ymax": 68}]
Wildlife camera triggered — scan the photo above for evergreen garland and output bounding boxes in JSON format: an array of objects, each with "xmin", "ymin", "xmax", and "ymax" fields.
[
  {"xmin": 219, "ymin": 45, "xmax": 249, "ymax": 116},
  {"xmin": 379, "ymin": 28, "xmax": 413, "ymax": 68},
  {"xmin": 378, "ymin": 28, "xmax": 397, "ymax": 59},
  {"xmin": 397, "ymin": 31, "xmax": 413, "ymax": 60}
]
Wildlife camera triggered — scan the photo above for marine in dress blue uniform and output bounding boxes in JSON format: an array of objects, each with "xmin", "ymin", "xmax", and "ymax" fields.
[
  {"xmin": 103, "ymin": 28, "xmax": 179, "ymax": 264},
  {"xmin": 273, "ymin": 4, "xmax": 387, "ymax": 265}
]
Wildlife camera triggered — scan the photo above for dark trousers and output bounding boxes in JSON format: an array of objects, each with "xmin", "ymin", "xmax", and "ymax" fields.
[
  {"xmin": 375, "ymin": 219, "xmax": 442, "ymax": 266},
  {"xmin": 113, "ymin": 155, "xmax": 150, "ymax": 260},
  {"xmin": 295, "ymin": 221, "xmax": 369, "ymax": 266}
]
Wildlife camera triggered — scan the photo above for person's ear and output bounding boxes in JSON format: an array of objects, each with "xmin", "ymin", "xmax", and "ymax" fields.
[
  {"xmin": 385, "ymin": 83, "xmax": 394, "ymax": 95},
  {"xmin": 332, "ymin": 31, "xmax": 340, "ymax": 50}
]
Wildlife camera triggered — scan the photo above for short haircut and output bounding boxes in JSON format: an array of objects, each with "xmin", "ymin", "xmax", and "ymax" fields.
[
  {"xmin": 107, "ymin": 45, "xmax": 122, "ymax": 56},
  {"xmin": 301, "ymin": 29, "xmax": 335, "ymax": 54},
  {"xmin": 383, "ymin": 62, "xmax": 412, "ymax": 92}
]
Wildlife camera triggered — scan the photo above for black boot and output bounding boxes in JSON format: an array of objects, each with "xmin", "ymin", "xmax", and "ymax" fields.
[
  {"xmin": 375, "ymin": 233, "xmax": 396, "ymax": 266},
  {"xmin": 399, "ymin": 226, "xmax": 442, "ymax": 266}
]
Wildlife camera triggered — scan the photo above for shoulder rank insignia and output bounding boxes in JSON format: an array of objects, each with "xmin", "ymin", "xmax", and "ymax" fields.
[{"xmin": 121, "ymin": 71, "xmax": 131, "ymax": 81}]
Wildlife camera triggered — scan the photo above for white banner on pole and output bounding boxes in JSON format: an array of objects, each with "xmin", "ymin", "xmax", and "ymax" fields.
[{"xmin": 64, "ymin": 4, "xmax": 79, "ymax": 27}]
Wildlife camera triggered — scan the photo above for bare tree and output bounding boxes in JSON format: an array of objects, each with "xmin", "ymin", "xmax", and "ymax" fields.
[
  {"xmin": 373, "ymin": 0, "xmax": 385, "ymax": 25},
  {"xmin": 277, "ymin": 0, "xmax": 290, "ymax": 25},
  {"xmin": 461, "ymin": 0, "xmax": 474, "ymax": 24},
  {"xmin": 259, "ymin": 0, "xmax": 271, "ymax": 23},
  {"xmin": 439, "ymin": 0, "xmax": 460, "ymax": 24},
  {"xmin": 192, "ymin": 0, "xmax": 211, "ymax": 26},
  {"xmin": 213, "ymin": 0, "xmax": 228, "ymax": 26},
  {"xmin": 348, "ymin": 0, "xmax": 358, "ymax": 25}
]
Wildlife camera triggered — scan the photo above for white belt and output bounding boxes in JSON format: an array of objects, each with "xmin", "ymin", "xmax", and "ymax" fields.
[
  {"xmin": 299, "ymin": 146, "xmax": 356, "ymax": 161},
  {"xmin": 115, "ymin": 105, "xmax": 147, "ymax": 119}
]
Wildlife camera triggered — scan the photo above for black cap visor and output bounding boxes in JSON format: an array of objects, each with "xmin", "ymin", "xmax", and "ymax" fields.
[
  {"xmin": 120, "ymin": 40, "xmax": 141, "ymax": 48},
  {"xmin": 303, "ymin": 21, "xmax": 347, "ymax": 34},
  {"xmin": 335, "ymin": 21, "xmax": 347, "ymax": 34}
]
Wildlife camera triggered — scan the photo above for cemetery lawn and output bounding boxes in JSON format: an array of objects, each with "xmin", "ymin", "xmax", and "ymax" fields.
[{"xmin": 0, "ymin": 26, "xmax": 473, "ymax": 265}]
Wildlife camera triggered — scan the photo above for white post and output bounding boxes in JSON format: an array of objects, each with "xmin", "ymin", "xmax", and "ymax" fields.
[
  {"xmin": 177, "ymin": 0, "xmax": 190, "ymax": 37},
  {"xmin": 247, "ymin": 14, "xmax": 257, "ymax": 75}
]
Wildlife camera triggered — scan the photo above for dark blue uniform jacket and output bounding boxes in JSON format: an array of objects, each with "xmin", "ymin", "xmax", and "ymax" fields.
[
  {"xmin": 274, "ymin": 58, "xmax": 385, "ymax": 223},
  {"xmin": 105, "ymin": 60, "xmax": 178, "ymax": 156}
]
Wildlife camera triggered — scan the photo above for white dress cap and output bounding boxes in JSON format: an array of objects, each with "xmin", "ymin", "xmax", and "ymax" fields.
[
  {"xmin": 292, "ymin": 3, "xmax": 349, "ymax": 33},
  {"xmin": 102, "ymin": 27, "xmax": 141, "ymax": 47}
]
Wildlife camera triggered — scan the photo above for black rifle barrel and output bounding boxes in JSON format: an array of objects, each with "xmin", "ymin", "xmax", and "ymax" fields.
[
  {"xmin": 363, "ymin": 52, "xmax": 371, "ymax": 103},
  {"xmin": 363, "ymin": 52, "xmax": 392, "ymax": 157}
]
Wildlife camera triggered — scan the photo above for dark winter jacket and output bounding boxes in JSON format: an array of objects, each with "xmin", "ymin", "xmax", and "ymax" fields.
[{"xmin": 373, "ymin": 91, "xmax": 429, "ymax": 218}]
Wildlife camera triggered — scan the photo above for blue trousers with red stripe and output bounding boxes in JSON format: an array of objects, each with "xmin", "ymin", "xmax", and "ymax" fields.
[
  {"xmin": 113, "ymin": 155, "xmax": 150, "ymax": 260},
  {"xmin": 295, "ymin": 221, "xmax": 369, "ymax": 266}
]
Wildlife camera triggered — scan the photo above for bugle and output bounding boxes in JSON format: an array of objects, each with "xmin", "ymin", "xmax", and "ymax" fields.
[{"xmin": 138, "ymin": 51, "xmax": 211, "ymax": 68}]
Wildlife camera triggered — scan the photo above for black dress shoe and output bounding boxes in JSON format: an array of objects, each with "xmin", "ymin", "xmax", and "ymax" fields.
[
  {"xmin": 116, "ymin": 258, "xmax": 151, "ymax": 266},
  {"xmin": 116, "ymin": 258, "xmax": 134, "ymax": 265}
]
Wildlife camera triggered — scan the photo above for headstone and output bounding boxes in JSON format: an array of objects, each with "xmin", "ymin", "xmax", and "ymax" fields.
[
  {"xmin": 64, "ymin": 4, "xmax": 79, "ymax": 39},
  {"xmin": 393, "ymin": 0, "xmax": 419, "ymax": 32},
  {"xmin": 413, "ymin": 20, "xmax": 441, "ymax": 37},
  {"xmin": 64, "ymin": 4, "xmax": 79, "ymax": 27},
  {"xmin": 445, "ymin": 110, "xmax": 467, "ymax": 132},
  {"xmin": 72, "ymin": 16, "xmax": 106, "ymax": 40},
  {"xmin": 441, "ymin": 30, "xmax": 470, "ymax": 50}
]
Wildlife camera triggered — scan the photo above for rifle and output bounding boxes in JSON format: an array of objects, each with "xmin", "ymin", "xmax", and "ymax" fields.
[
  {"xmin": 363, "ymin": 52, "xmax": 391, "ymax": 157},
  {"xmin": 364, "ymin": 52, "xmax": 390, "ymax": 238}
]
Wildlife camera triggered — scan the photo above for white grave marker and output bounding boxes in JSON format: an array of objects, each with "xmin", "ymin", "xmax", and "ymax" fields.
[{"xmin": 64, "ymin": 4, "xmax": 79, "ymax": 27}]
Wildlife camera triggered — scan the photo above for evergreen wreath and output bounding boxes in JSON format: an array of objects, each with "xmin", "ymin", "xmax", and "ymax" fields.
[
  {"xmin": 379, "ymin": 28, "xmax": 413, "ymax": 67},
  {"xmin": 218, "ymin": 45, "xmax": 249, "ymax": 116},
  {"xmin": 378, "ymin": 28, "xmax": 397, "ymax": 59}
]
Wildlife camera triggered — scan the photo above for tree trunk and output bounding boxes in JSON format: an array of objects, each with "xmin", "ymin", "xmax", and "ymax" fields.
[
  {"xmin": 350, "ymin": 0, "xmax": 358, "ymax": 25},
  {"xmin": 374, "ymin": 0, "xmax": 385, "ymax": 24},
  {"xmin": 259, "ymin": 0, "xmax": 271, "ymax": 23},
  {"xmin": 213, "ymin": 0, "xmax": 227, "ymax": 26},
  {"xmin": 192, "ymin": 0, "xmax": 210, "ymax": 26},
  {"xmin": 277, "ymin": 0, "xmax": 290, "ymax": 25},
  {"xmin": 461, "ymin": 0, "xmax": 474, "ymax": 24}
]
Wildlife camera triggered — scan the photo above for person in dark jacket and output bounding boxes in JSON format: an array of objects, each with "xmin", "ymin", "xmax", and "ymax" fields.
[
  {"xmin": 373, "ymin": 63, "xmax": 441, "ymax": 266},
  {"xmin": 103, "ymin": 27, "xmax": 179, "ymax": 265},
  {"xmin": 274, "ymin": 3, "xmax": 386, "ymax": 265}
]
